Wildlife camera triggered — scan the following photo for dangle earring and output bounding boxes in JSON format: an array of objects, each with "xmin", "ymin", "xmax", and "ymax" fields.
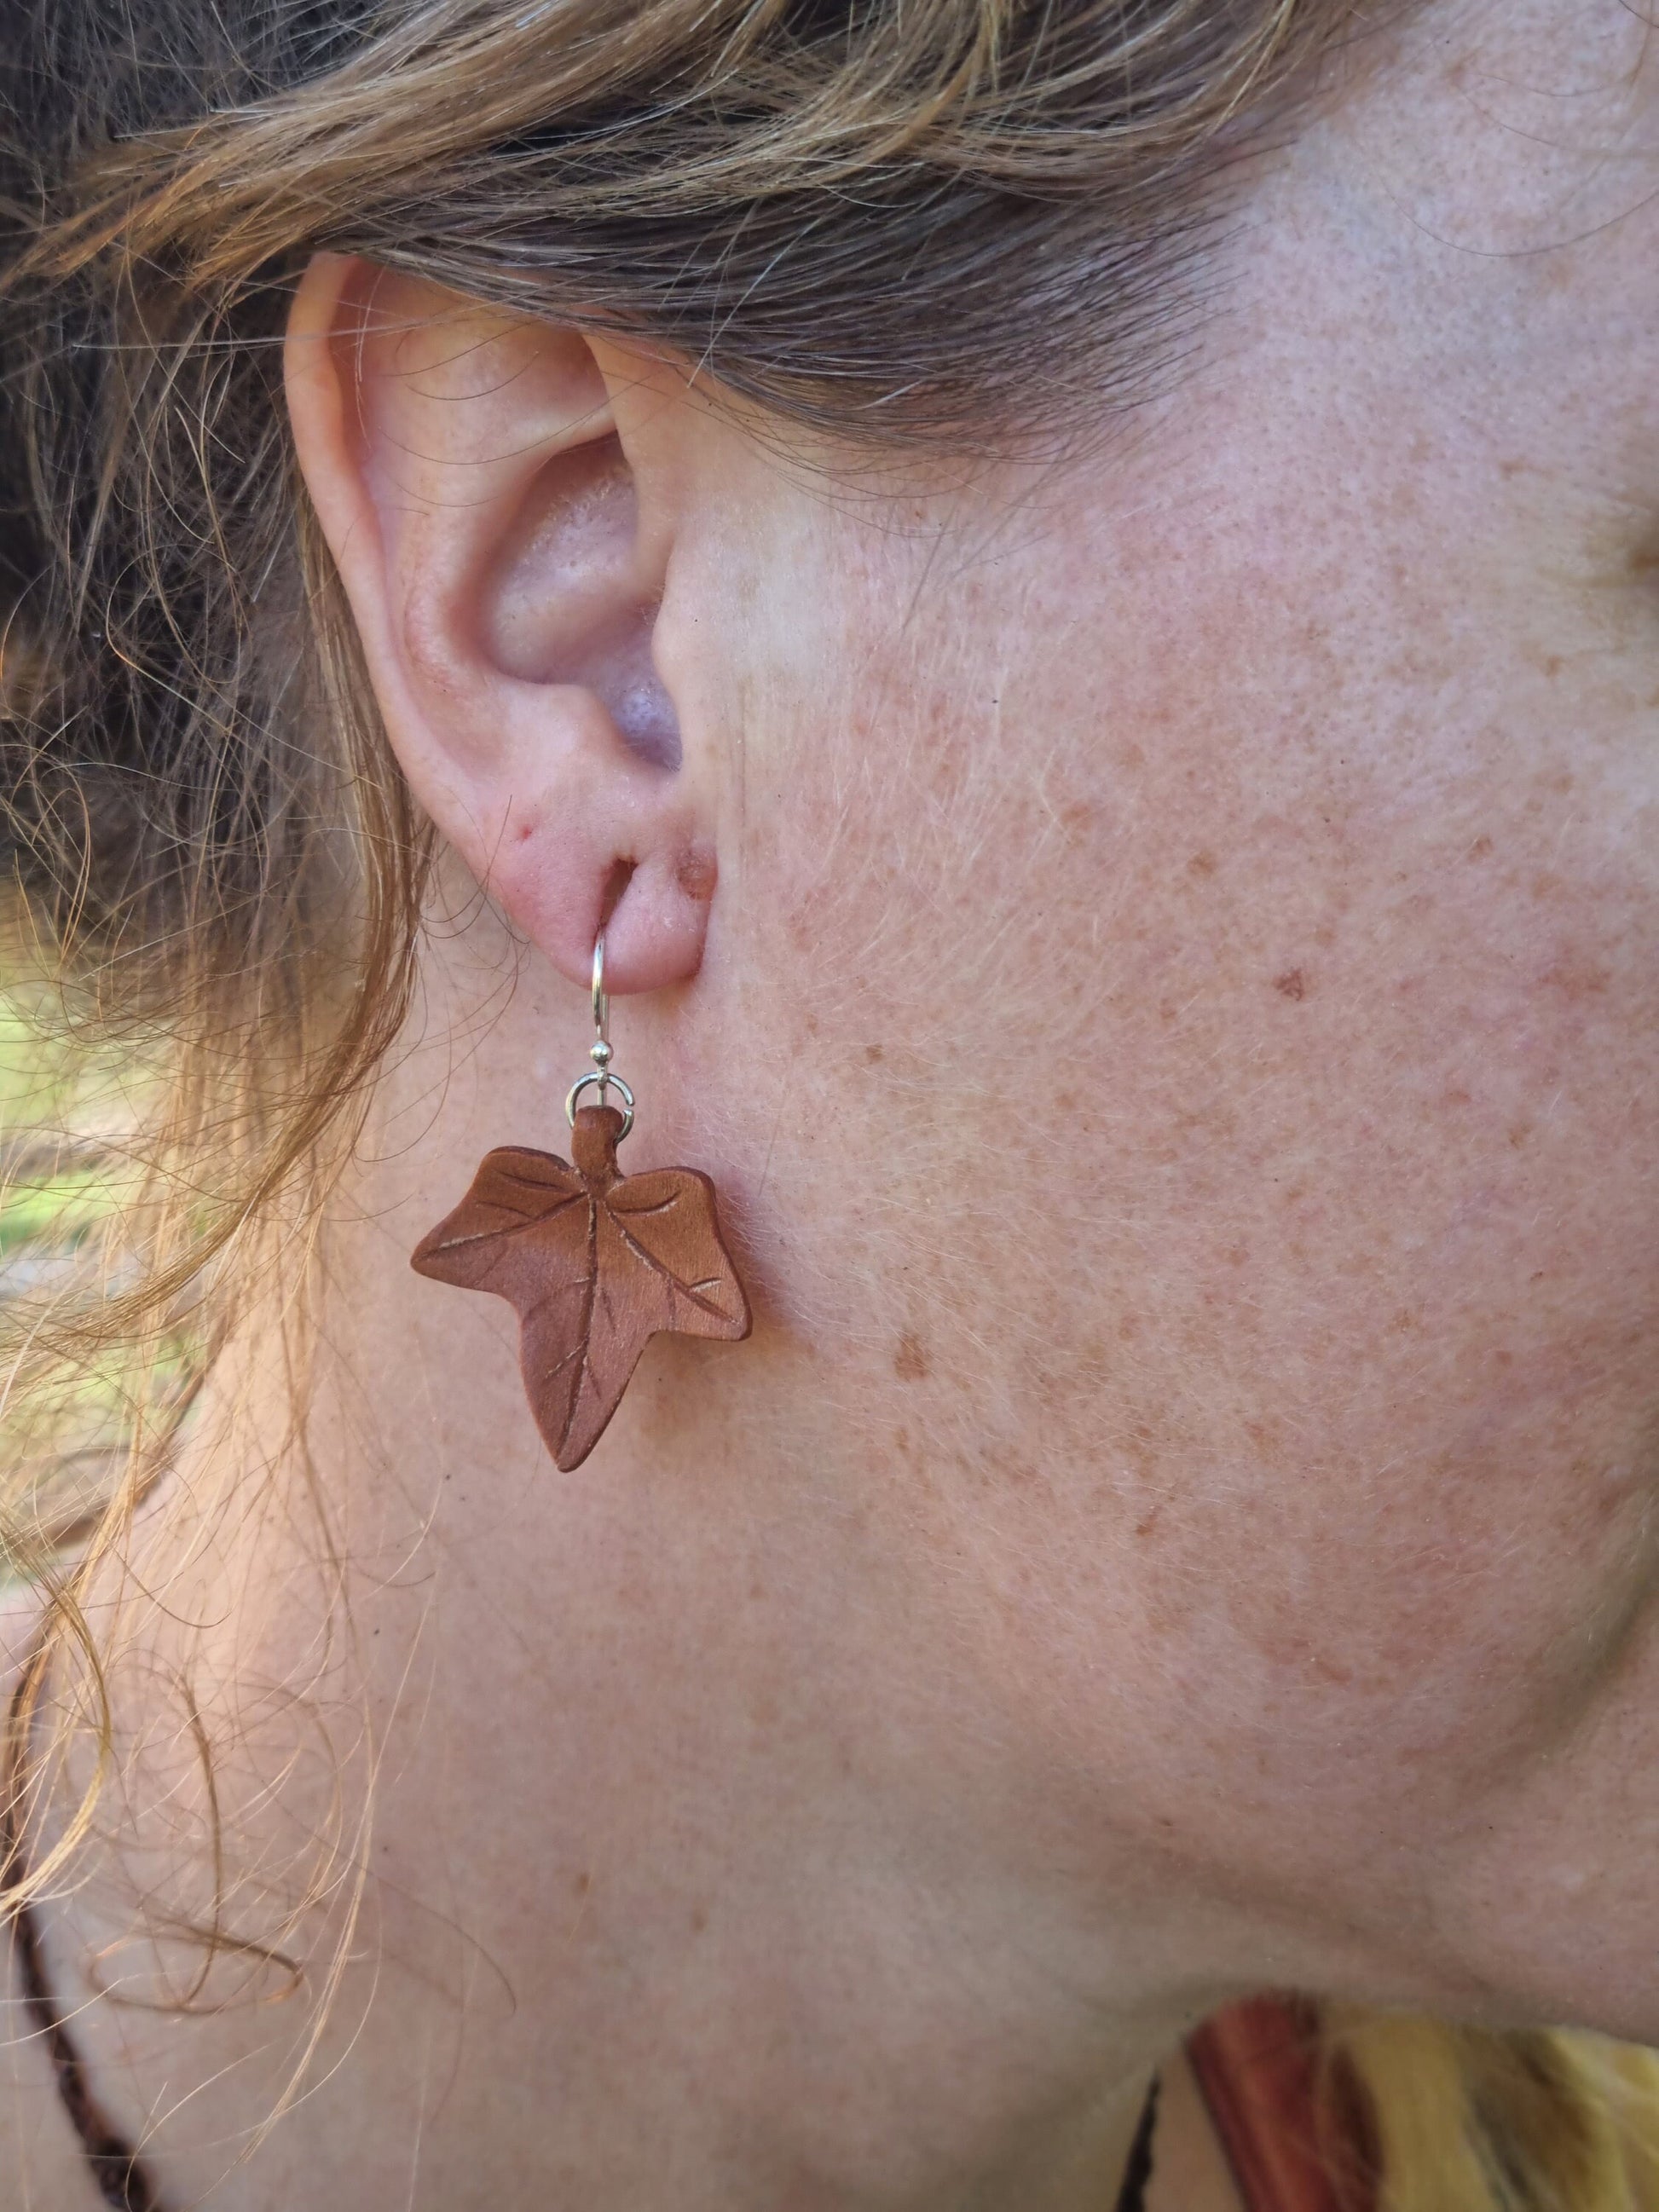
[{"xmin": 412, "ymin": 933, "xmax": 751, "ymax": 1470}]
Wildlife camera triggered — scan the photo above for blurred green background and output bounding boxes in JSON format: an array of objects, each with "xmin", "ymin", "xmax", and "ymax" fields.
[{"xmin": 0, "ymin": 995, "xmax": 191, "ymax": 1562}]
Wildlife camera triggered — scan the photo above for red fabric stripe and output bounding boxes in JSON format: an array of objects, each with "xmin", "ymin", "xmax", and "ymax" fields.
[{"xmin": 1186, "ymin": 1995, "xmax": 1373, "ymax": 2212}]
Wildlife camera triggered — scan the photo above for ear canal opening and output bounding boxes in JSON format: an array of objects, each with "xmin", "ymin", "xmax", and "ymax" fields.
[{"xmin": 483, "ymin": 430, "xmax": 682, "ymax": 771}]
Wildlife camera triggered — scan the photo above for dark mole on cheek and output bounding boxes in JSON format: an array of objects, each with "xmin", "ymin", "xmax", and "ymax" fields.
[
  {"xmin": 894, "ymin": 1331, "xmax": 930, "ymax": 1381},
  {"xmin": 1273, "ymin": 968, "xmax": 1307, "ymax": 1002}
]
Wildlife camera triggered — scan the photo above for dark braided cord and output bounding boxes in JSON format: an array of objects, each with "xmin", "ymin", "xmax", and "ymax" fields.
[
  {"xmin": 1113, "ymin": 2070, "xmax": 1162, "ymax": 2212},
  {"xmin": 3, "ymin": 1661, "xmax": 166, "ymax": 2212}
]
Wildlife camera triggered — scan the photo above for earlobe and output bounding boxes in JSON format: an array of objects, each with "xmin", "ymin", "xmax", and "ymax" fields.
[{"xmin": 283, "ymin": 252, "xmax": 718, "ymax": 994}]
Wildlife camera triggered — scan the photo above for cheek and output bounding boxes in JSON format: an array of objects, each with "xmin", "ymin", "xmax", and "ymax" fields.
[
  {"xmin": 1093, "ymin": 591, "xmax": 1659, "ymax": 1826},
  {"xmin": 1066, "ymin": 726, "xmax": 1659, "ymax": 1883},
  {"xmin": 702, "ymin": 456, "xmax": 1659, "ymax": 1870}
]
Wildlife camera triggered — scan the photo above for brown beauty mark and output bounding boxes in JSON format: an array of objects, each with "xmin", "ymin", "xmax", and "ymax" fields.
[{"xmin": 411, "ymin": 1104, "xmax": 750, "ymax": 1470}]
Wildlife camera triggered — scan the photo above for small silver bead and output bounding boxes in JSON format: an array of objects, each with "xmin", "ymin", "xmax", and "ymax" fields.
[{"xmin": 591, "ymin": 1039, "xmax": 614, "ymax": 1069}]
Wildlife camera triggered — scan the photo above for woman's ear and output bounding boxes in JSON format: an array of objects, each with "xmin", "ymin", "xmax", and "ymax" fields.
[{"xmin": 284, "ymin": 253, "xmax": 719, "ymax": 994}]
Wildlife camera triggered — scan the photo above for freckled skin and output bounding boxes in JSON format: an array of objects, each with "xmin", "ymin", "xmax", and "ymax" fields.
[
  {"xmin": 674, "ymin": 0, "xmax": 1659, "ymax": 2040},
  {"xmin": 893, "ymin": 1332, "xmax": 930, "ymax": 1383},
  {"xmin": 45, "ymin": 5, "xmax": 1659, "ymax": 2209}
]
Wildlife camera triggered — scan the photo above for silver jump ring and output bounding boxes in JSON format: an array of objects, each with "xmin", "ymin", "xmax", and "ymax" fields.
[{"xmin": 566, "ymin": 1069, "xmax": 634, "ymax": 1141}]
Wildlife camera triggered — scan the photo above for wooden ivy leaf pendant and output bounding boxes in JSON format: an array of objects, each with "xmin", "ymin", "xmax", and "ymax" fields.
[{"xmin": 411, "ymin": 1104, "xmax": 750, "ymax": 1470}]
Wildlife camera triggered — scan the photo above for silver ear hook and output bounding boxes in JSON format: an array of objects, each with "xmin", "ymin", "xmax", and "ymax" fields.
[
  {"xmin": 566, "ymin": 929, "xmax": 635, "ymax": 1139},
  {"xmin": 591, "ymin": 933, "xmax": 610, "ymax": 1057}
]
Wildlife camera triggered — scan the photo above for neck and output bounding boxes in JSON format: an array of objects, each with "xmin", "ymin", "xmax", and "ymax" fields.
[{"xmin": 31, "ymin": 1069, "xmax": 1238, "ymax": 2212}]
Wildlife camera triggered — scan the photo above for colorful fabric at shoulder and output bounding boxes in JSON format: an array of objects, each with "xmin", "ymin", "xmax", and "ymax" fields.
[{"xmin": 1187, "ymin": 1996, "xmax": 1377, "ymax": 2212}]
